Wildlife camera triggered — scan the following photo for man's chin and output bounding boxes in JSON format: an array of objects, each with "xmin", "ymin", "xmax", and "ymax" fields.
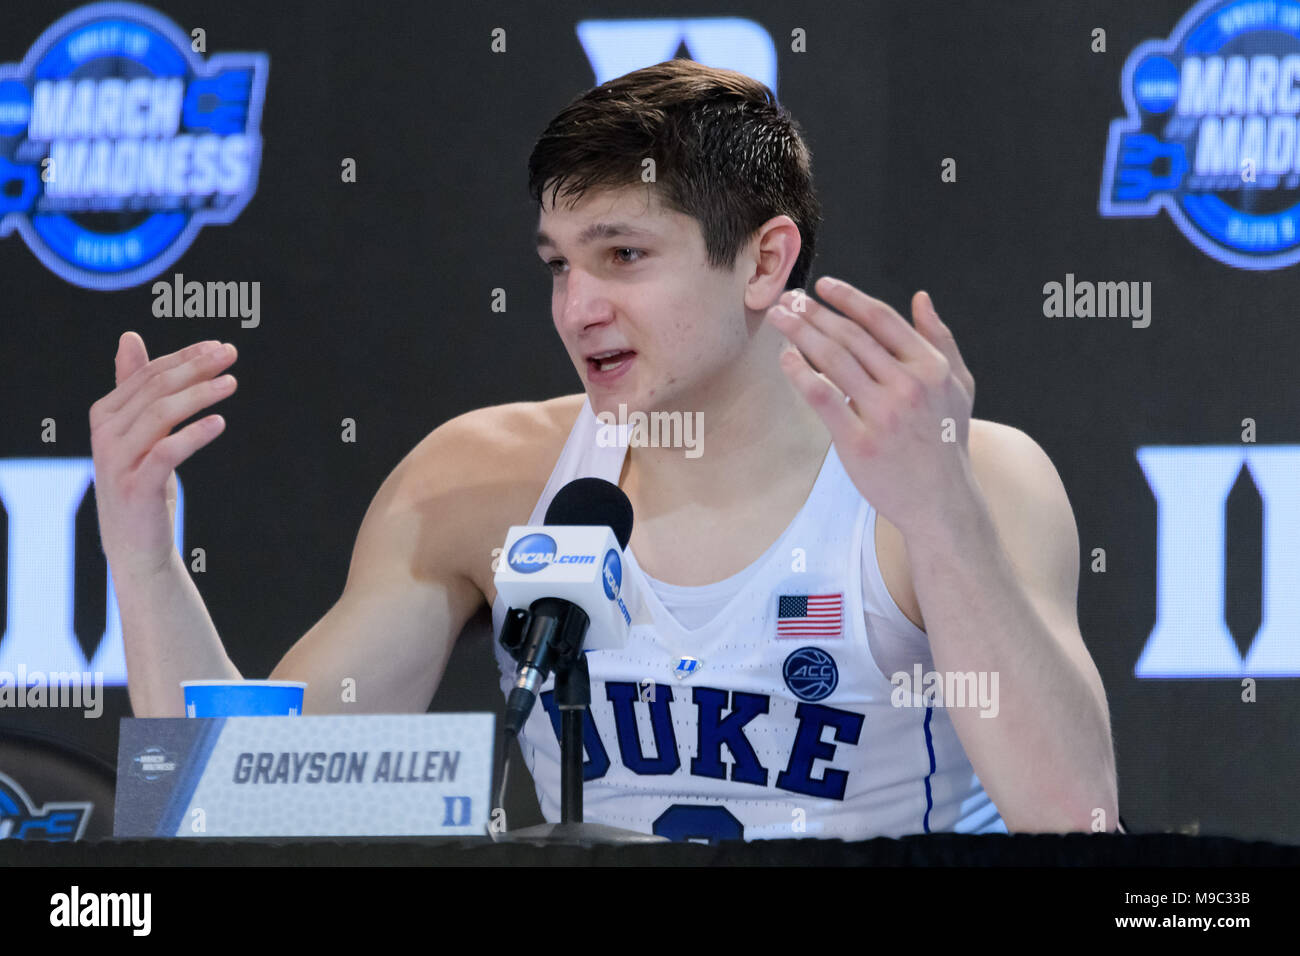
[{"xmin": 589, "ymin": 396, "xmax": 642, "ymax": 421}]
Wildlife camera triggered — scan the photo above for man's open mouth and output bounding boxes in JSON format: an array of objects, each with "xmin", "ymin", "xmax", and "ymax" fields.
[{"xmin": 588, "ymin": 350, "xmax": 635, "ymax": 372}]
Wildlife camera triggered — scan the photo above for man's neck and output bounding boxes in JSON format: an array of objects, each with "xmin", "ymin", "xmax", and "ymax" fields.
[{"xmin": 617, "ymin": 359, "xmax": 832, "ymax": 516}]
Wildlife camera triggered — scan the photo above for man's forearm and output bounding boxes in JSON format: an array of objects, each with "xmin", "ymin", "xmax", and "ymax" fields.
[
  {"xmin": 114, "ymin": 549, "xmax": 242, "ymax": 717},
  {"xmin": 904, "ymin": 480, "xmax": 1117, "ymax": 832}
]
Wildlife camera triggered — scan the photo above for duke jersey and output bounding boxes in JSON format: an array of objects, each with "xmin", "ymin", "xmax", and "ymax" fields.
[{"xmin": 491, "ymin": 397, "xmax": 1007, "ymax": 842}]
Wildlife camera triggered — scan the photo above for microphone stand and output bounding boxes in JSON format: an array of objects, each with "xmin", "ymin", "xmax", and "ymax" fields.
[
  {"xmin": 557, "ymin": 654, "xmax": 588, "ymax": 824},
  {"xmin": 495, "ymin": 606, "xmax": 667, "ymax": 846}
]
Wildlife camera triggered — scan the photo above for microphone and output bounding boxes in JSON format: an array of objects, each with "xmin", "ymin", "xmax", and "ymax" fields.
[{"xmin": 495, "ymin": 478, "xmax": 636, "ymax": 738}]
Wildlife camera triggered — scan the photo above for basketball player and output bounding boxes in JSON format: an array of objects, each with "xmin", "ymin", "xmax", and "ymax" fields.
[{"xmin": 90, "ymin": 60, "xmax": 1118, "ymax": 841}]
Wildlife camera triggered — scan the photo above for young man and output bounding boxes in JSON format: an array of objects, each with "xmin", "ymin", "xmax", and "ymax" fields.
[{"xmin": 91, "ymin": 60, "xmax": 1118, "ymax": 841}]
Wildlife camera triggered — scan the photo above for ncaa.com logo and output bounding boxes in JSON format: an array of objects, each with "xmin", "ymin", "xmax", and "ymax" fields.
[
  {"xmin": 0, "ymin": 2, "xmax": 268, "ymax": 289},
  {"xmin": 1101, "ymin": 0, "xmax": 1300, "ymax": 269},
  {"xmin": 506, "ymin": 533, "xmax": 598, "ymax": 574},
  {"xmin": 508, "ymin": 533, "xmax": 556, "ymax": 574},
  {"xmin": 601, "ymin": 548, "xmax": 622, "ymax": 600}
]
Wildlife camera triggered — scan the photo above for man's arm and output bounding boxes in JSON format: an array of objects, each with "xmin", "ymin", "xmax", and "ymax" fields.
[
  {"xmin": 92, "ymin": 335, "xmax": 245, "ymax": 718},
  {"xmin": 905, "ymin": 420, "xmax": 1118, "ymax": 832},
  {"xmin": 268, "ymin": 410, "xmax": 497, "ymax": 714},
  {"xmin": 112, "ymin": 403, "xmax": 498, "ymax": 717},
  {"xmin": 93, "ymin": 331, "xmax": 546, "ymax": 717},
  {"xmin": 765, "ymin": 280, "xmax": 1116, "ymax": 832}
]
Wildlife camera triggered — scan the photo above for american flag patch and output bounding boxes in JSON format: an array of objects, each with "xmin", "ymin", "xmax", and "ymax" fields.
[{"xmin": 776, "ymin": 593, "xmax": 843, "ymax": 638}]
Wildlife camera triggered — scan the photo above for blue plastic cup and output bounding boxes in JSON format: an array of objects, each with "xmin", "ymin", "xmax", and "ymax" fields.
[{"xmin": 181, "ymin": 680, "xmax": 306, "ymax": 717}]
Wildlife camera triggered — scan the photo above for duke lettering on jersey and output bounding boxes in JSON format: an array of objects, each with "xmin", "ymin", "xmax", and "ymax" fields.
[{"xmin": 540, "ymin": 683, "xmax": 865, "ymax": 799}]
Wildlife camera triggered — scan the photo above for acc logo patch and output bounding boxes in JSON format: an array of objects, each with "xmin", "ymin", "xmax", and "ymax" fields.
[
  {"xmin": 782, "ymin": 646, "xmax": 838, "ymax": 702},
  {"xmin": 0, "ymin": 2, "xmax": 268, "ymax": 289},
  {"xmin": 1100, "ymin": 0, "xmax": 1300, "ymax": 269}
]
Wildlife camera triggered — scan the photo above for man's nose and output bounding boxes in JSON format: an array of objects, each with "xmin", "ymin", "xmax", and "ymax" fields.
[{"xmin": 556, "ymin": 270, "xmax": 614, "ymax": 334}]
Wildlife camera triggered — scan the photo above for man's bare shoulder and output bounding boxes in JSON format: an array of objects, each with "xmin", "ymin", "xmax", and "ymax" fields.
[
  {"xmin": 969, "ymin": 416, "xmax": 1020, "ymax": 449},
  {"xmin": 372, "ymin": 394, "xmax": 586, "ymax": 597},
  {"xmin": 875, "ymin": 416, "xmax": 1036, "ymax": 633},
  {"xmin": 967, "ymin": 417, "xmax": 1065, "ymax": 496},
  {"xmin": 392, "ymin": 392, "xmax": 586, "ymax": 506}
]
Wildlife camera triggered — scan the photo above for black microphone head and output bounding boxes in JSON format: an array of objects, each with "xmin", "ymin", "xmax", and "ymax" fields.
[{"xmin": 544, "ymin": 477, "xmax": 634, "ymax": 549}]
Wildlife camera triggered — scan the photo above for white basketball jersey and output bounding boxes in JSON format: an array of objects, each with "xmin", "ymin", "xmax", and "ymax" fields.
[{"xmin": 492, "ymin": 397, "xmax": 1007, "ymax": 842}]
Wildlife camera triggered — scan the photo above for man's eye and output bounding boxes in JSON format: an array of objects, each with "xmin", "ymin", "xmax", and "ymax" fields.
[{"xmin": 544, "ymin": 250, "xmax": 643, "ymax": 275}]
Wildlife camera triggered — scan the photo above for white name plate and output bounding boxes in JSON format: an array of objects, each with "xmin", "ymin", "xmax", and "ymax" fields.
[{"xmin": 114, "ymin": 713, "xmax": 494, "ymax": 837}]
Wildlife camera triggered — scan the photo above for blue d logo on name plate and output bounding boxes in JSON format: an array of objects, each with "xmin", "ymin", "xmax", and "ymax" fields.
[
  {"xmin": 508, "ymin": 533, "xmax": 556, "ymax": 574},
  {"xmin": 0, "ymin": 3, "xmax": 269, "ymax": 290},
  {"xmin": 783, "ymin": 647, "xmax": 838, "ymax": 702}
]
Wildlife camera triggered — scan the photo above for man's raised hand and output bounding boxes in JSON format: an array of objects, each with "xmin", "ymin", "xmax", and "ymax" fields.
[
  {"xmin": 89, "ymin": 333, "xmax": 239, "ymax": 579},
  {"xmin": 767, "ymin": 278, "xmax": 977, "ymax": 539}
]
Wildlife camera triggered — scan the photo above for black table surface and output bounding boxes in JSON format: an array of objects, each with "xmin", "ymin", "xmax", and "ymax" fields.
[{"xmin": 4, "ymin": 831, "xmax": 1298, "ymax": 866}]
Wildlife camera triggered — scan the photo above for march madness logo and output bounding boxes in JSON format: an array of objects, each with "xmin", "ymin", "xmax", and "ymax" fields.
[
  {"xmin": 0, "ymin": 2, "xmax": 268, "ymax": 290},
  {"xmin": 1100, "ymin": 0, "xmax": 1300, "ymax": 269}
]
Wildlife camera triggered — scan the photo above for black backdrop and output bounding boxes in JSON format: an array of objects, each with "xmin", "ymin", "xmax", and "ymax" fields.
[{"xmin": 1, "ymin": 0, "xmax": 1297, "ymax": 843}]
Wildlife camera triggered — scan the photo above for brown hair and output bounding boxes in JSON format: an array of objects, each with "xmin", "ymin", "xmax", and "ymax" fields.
[{"xmin": 528, "ymin": 58, "xmax": 822, "ymax": 290}]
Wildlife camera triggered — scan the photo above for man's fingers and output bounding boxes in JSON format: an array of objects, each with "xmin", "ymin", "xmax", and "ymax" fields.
[
  {"xmin": 913, "ymin": 291, "xmax": 976, "ymax": 398},
  {"xmin": 120, "ymin": 372, "xmax": 238, "ymax": 469},
  {"xmin": 114, "ymin": 332, "xmax": 150, "ymax": 388},
  {"xmin": 104, "ymin": 347, "xmax": 238, "ymax": 446},
  {"xmin": 813, "ymin": 276, "xmax": 923, "ymax": 361},
  {"xmin": 101, "ymin": 339, "xmax": 228, "ymax": 417},
  {"xmin": 114, "ymin": 346, "xmax": 236, "ymax": 439},
  {"xmin": 778, "ymin": 346, "xmax": 872, "ymax": 449},
  {"xmin": 782, "ymin": 292, "xmax": 903, "ymax": 386},
  {"xmin": 769, "ymin": 302, "xmax": 887, "ymax": 407},
  {"xmin": 138, "ymin": 416, "xmax": 227, "ymax": 492}
]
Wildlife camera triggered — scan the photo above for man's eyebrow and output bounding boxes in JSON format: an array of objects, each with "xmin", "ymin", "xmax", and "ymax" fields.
[{"xmin": 535, "ymin": 222, "xmax": 659, "ymax": 249}]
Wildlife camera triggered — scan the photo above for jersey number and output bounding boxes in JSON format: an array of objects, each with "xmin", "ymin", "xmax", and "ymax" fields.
[{"xmin": 652, "ymin": 804, "xmax": 744, "ymax": 844}]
